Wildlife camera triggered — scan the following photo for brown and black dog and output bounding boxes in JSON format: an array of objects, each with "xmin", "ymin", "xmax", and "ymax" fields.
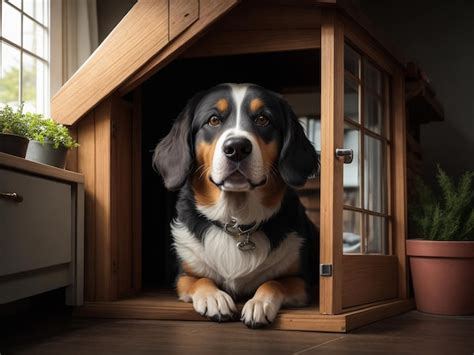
[{"xmin": 153, "ymin": 83, "xmax": 319, "ymax": 328}]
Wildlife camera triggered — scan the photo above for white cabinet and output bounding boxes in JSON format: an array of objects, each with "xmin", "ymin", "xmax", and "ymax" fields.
[{"xmin": 0, "ymin": 152, "xmax": 84, "ymax": 305}]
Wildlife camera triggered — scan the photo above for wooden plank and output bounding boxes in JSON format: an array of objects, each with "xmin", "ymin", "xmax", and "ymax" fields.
[
  {"xmin": 93, "ymin": 99, "xmax": 116, "ymax": 301},
  {"xmin": 333, "ymin": 0, "xmax": 406, "ymax": 68},
  {"xmin": 77, "ymin": 114, "xmax": 96, "ymax": 301},
  {"xmin": 74, "ymin": 290, "xmax": 413, "ymax": 333},
  {"xmin": 345, "ymin": 298, "xmax": 414, "ymax": 331},
  {"xmin": 66, "ymin": 182, "xmax": 85, "ymax": 306},
  {"xmin": 65, "ymin": 126, "xmax": 78, "ymax": 171},
  {"xmin": 342, "ymin": 13, "xmax": 397, "ymax": 76},
  {"xmin": 209, "ymin": 1, "xmax": 322, "ymax": 31},
  {"xmin": 169, "ymin": 0, "xmax": 199, "ymax": 41},
  {"xmin": 182, "ymin": 1, "xmax": 322, "ymax": 58},
  {"xmin": 0, "ymin": 152, "xmax": 84, "ymax": 183},
  {"xmin": 342, "ymin": 255, "xmax": 398, "ymax": 308},
  {"xmin": 183, "ymin": 29, "xmax": 321, "ymax": 58},
  {"xmin": 111, "ymin": 97, "xmax": 133, "ymax": 298},
  {"xmin": 51, "ymin": 0, "xmax": 169, "ymax": 125},
  {"xmin": 132, "ymin": 89, "xmax": 143, "ymax": 292},
  {"xmin": 319, "ymin": 10, "xmax": 344, "ymax": 315},
  {"xmin": 119, "ymin": 0, "xmax": 240, "ymax": 95},
  {"xmin": 392, "ymin": 68, "xmax": 409, "ymax": 299},
  {"xmin": 384, "ymin": 76, "xmax": 393, "ymax": 255}
]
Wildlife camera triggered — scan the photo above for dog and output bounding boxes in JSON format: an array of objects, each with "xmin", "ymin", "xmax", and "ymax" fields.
[{"xmin": 153, "ymin": 83, "xmax": 320, "ymax": 328}]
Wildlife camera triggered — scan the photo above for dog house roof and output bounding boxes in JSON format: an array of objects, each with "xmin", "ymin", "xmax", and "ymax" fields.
[{"xmin": 51, "ymin": 0, "xmax": 404, "ymax": 126}]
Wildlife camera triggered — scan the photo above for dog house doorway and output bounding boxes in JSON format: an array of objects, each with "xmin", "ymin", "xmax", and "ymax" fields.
[{"xmin": 141, "ymin": 49, "xmax": 322, "ymax": 291}]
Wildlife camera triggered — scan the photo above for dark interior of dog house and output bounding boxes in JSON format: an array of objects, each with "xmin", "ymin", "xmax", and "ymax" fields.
[{"xmin": 140, "ymin": 49, "xmax": 322, "ymax": 290}]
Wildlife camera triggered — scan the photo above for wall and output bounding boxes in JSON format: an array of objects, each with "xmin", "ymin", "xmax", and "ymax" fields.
[
  {"xmin": 96, "ymin": 0, "xmax": 136, "ymax": 43},
  {"xmin": 359, "ymin": 0, "xmax": 474, "ymax": 182}
]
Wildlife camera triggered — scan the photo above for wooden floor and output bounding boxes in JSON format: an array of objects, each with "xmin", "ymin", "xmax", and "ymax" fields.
[{"xmin": 1, "ymin": 302, "xmax": 473, "ymax": 354}]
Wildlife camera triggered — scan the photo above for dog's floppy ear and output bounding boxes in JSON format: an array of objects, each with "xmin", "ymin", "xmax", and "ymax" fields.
[
  {"xmin": 153, "ymin": 93, "xmax": 203, "ymax": 191},
  {"xmin": 278, "ymin": 98, "xmax": 320, "ymax": 188}
]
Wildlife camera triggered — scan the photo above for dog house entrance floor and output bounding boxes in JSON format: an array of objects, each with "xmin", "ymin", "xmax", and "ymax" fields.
[{"xmin": 75, "ymin": 290, "xmax": 413, "ymax": 333}]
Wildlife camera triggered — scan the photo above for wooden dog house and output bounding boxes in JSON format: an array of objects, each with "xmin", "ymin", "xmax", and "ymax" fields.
[{"xmin": 52, "ymin": 0, "xmax": 413, "ymax": 332}]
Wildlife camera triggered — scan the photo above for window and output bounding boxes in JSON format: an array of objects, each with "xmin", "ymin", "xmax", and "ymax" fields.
[
  {"xmin": 343, "ymin": 43, "xmax": 391, "ymax": 255},
  {"xmin": 0, "ymin": 0, "xmax": 49, "ymax": 115}
]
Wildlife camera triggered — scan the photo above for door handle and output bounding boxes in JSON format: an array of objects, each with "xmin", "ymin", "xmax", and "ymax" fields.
[
  {"xmin": 0, "ymin": 192, "xmax": 23, "ymax": 203},
  {"xmin": 335, "ymin": 148, "xmax": 353, "ymax": 164}
]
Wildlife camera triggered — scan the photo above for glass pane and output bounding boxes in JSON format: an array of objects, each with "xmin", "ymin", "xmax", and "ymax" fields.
[
  {"xmin": 343, "ymin": 210, "xmax": 362, "ymax": 254},
  {"xmin": 23, "ymin": 0, "xmax": 46, "ymax": 24},
  {"xmin": 343, "ymin": 124, "xmax": 361, "ymax": 207},
  {"xmin": 364, "ymin": 135, "xmax": 386, "ymax": 213},
  {"xmin": 0, "ymin": 41, "xmax": 20, "ymax": 105},
  {"xmin": 366, "ymin": 215, "xmax": 386, "ymax": 254},
  {"xmin": 364, "ymin": 61, "xmax": 382, "ymax": 94},
  {"xmin": 344, "ymin": 78, "xmax": 359, "ymax": 122},
  {"xmin": 23, "ymin": 15, "xmax": 47, "ymax": 58},
  {"xmin": 365, "ymin": 92, "xmax": 383, "ymax": 134},
  {"xmin": 6, "ymin": 0, "xmax": 22, "ymax": 8},
  {"xmin": 344, "ymin": 44, "xmax": 360, "ymax": 78},
  {"xmin": 2, "ymin": 3, "xmax": 21, "ymax": 45},
  {"xmin": 22, "ymin": 53, "xmax": 47, "ymax": 114},
  {"xmin": 284, "ymin": 92, "xmax": 321, "ymax": 152}
]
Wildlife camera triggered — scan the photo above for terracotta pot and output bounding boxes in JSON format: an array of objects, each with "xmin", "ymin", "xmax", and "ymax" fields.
[{"xmin": 406, "ymin": 239, "xmax": 474, "ymax": 315}]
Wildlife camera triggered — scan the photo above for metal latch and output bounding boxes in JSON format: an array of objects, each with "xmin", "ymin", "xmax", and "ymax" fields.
[
  {"xmin": 335, "ymin": 148, "xmax": 354, "ymax": 164},
  {"xmin": 320, "ymin": 264, "xmax": 333, "ymax": 276}
]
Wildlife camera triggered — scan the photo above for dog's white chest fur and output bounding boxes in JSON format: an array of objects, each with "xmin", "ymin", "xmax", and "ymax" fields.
[{"xmin": 172, "ymin": 220, "xmax": 303, "ymax": 295}]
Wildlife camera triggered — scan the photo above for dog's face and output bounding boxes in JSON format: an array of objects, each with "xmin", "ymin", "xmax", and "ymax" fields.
[
  {"xmin": 154, "ymin": 83, "xmax": 318, "ymax": 206},
  {"xmin": 193, "ymin": 84, "xmax": 283, "ymax": 192}
]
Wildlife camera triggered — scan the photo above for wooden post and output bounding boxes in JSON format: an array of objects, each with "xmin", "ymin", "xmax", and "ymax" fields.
[
  {"xmin": 392, "ymin": 68, "xmax": 409, "ymax": 299},
  {"xmin": 74, "ymin": 96, "xmax": 135, "ymax": 302},
  {"xmin": 320, "ymin": 10, "xmax": 345, "ymax": 315}
]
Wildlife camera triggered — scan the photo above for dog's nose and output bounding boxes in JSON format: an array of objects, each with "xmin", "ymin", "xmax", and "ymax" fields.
[{"xmin": 223, "ymin": 137, "xmax": 252, "ymax": 162}]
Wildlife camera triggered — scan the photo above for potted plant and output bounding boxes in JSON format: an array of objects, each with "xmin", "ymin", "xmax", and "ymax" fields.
[
  {"xmin": 25, "ymin": 113, "xmax": 79, "ymax": 169},
  {"xmin": 0, "ymin": 104, "xmax": 30, "ymax": 157},
  {"xmin": 408, "ymin": 166, "xmax": 474, "ymax": 315}
]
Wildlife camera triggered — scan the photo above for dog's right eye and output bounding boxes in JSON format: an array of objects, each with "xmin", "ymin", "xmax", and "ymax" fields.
[{"xmin": 208, "ymin": 115, "xmax": 222, "ymax": 127}]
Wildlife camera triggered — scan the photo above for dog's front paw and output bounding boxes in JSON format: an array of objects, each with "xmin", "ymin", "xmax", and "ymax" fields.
[
  {"xmin": 192, "ymin": 289, "xmax": 237, "ymax": 322},
  {"xmin": 241, "ymin": 298, "xmax": 280, "ymax": 329}
]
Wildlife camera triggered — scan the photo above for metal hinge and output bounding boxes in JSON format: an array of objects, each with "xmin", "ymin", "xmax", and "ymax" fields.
[{"xmin": 320, "ymin": 264, "xmax": 333, "ymax": 276}]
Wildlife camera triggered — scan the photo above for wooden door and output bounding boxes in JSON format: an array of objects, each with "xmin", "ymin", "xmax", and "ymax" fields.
[{"xmin": 320, "ymin": 11, "xmax": 408, "ymax": 315}]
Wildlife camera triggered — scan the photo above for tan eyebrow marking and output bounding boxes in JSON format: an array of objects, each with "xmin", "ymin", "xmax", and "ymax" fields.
[
  {"xmin": 216, "ymin": 98, "xmax": 229, "ymax": 113},
  {"xmin": 250, "ymin": 98, "xmax": 264, "ymax": 113}
]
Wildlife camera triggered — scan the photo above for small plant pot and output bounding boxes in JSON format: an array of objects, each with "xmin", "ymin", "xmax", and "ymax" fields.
[
  {"xmin": 0, "ymin": 133, "xmax": 29, "ymax": 158},
  {"xmin": 26, "ymin": 140, "xmax": 69, "ymax": 168},
  {"xmin": 407, "ymin": 239, "xmax": 474, "ymax": 315}
]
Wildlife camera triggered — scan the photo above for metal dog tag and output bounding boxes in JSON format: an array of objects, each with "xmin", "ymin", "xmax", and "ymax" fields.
[{"xmin": 237, "ymin": 238, "xmax": 256, "ymax": 251}]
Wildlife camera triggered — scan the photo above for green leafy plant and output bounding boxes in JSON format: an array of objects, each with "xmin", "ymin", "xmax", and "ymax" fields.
[
  {"xmin": 26, "ymin": 112, "xmax": 79, "ymax": 149},
  {"xmin": 0, "ymin": 104, "xmax": 29, "ymax": 137},
  {"xmin": 410, "ymin": 165, "xmax": 474, "ymax": 241}
]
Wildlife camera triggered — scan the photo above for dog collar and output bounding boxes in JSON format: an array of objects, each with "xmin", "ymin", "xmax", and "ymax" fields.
[{"xmin": 210, "ymin": 218, "xmax": 260, "ymax": 252}]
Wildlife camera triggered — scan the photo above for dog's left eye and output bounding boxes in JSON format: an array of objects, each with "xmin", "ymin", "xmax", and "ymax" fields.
[
  {"xmin": 208, "ymin": 115, "xmax": 222, "ymax": 127},
  {"xmin": 254, "ymin": 114, "xmax": 270, "ymax": 127}
]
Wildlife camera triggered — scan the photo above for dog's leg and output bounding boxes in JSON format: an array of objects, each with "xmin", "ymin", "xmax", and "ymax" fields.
[
  {"xmin": 241, "ymin": 277, "xmax": 307, "ymax": 328},
  {"xmin": 177, "ymin": 275, "xmax": 237, "ymax": 322}
]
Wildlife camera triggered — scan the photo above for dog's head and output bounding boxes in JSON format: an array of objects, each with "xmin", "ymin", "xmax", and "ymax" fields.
[{"xmin": 153, "ymin": 83, "xmax": 319, "ymax": 205}]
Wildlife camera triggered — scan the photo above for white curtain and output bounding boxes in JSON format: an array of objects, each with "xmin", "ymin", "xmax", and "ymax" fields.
[
  {"xmin": 50, "ymin": 0, "xmax": 98, "ymax": 96},
  {"xmin": 62, "ymin": 0, "xmax": 99, "ymax": 80}
]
